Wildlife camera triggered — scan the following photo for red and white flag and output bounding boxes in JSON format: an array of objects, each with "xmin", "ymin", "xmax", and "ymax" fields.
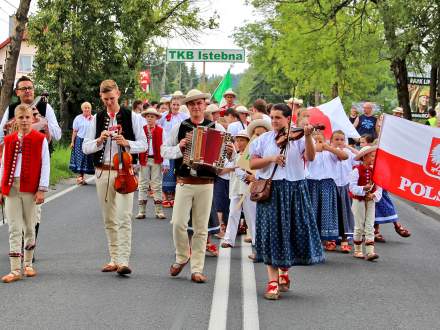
[
  {"xmin": 308, "ymin": 97, "xmax": 360, "ymax": 140},
  {"xmin": 373, "ymin": 114, "xmax": 440, "ymax": 206}
]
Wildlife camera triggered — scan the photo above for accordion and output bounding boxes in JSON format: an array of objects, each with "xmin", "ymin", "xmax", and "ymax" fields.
[{"xmin": 183, "ymin": 126, "xmax": 232, "ymax": 171}]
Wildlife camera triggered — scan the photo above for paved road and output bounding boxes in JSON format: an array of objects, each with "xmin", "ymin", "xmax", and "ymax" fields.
[{"xmin": 0, "ymin": 181, "xmax": 439, "ymax": 329}]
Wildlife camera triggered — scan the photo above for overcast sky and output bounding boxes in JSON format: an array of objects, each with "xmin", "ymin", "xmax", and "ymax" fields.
[{"xmin": 0, "ymin": 0, "xmax": 257, "ymax": 75}]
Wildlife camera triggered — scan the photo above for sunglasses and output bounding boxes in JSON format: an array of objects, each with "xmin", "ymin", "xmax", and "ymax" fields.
[{"xmin": 16, "ymin": 86, "xmax": 34, "ymax": 91}]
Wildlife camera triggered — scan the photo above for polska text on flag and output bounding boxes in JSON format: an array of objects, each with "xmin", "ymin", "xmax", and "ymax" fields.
[
  {"xmin": 308, "ymin": 97, "xmax": 361, "ymax": 140},
  {"xmin": 373, "ymin": 115, "xmax": 440, "ymax": 206}
]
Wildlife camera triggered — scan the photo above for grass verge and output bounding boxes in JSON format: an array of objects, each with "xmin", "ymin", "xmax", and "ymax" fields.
[{"xmin": 50, "ymin": 145, "xmax": 74, "ymax": 185}]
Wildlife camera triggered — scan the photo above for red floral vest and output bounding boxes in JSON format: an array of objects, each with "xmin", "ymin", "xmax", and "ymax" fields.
[
  {"xmin": 2, "ymin": 130, "xmax": 45, "ymax": 195},
  {"xmin": 139, "ymin": 125, "xmax": 163, "ymax": 165},
  {"xmin": 352, "ymin": 164, "xmax": 376, "ymax": 201}
]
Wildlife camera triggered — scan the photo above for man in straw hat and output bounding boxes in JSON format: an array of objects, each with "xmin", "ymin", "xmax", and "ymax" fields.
[
  {"xmin": 136, "ymin": 108, "xmax": 166, "ymax": 220},
  {"xmin": 349, "ymin": 145, "xmax": 382, "ymax": 261},
  {"xmin": 284, "ymin": 97, "xmax": 303, "ymax": 123},
  {"xmin": 219, "ymin": 89, "xmax": 237, "ymax": 116},
  {"xmin": 227, "ymin": 105, "xmax": 251, "ymax": 137},
  {"xmin": 161, "ymin": 89, "xmax": 231, "ymax": 283},
  {"xmin": 391, "ymin": 107, "xmax": 404, "ymax": 118},
  {"xmin": 83, "ymin": 79, "xmax": 147, "ymax": 276}
]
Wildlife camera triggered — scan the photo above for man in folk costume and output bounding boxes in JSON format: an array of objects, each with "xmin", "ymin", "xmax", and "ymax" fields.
[
  {"xmin": 161, "ymin": 89, "xmax": 230, "ymax": 283},
  {"xmin": 0, "ymin": 76, "xmax": 61, "ymax": 260},
  {"xmin": 284, "ymin": 97, "xmax": 303, "ymax": 124},
  {"xmin": 219, "ymin": 89, "xmax": 237, "ymax": 116},
  {"xmin": 0, "ymin": 105, "xmax": 50, "ymax": 283},
  {"xmin": 83, "ymin": 80, "xmax": 147, "ymax": 276},
  {"xmin": 136, "ymin": 108, "xmax": 166, "ymax": 220}
]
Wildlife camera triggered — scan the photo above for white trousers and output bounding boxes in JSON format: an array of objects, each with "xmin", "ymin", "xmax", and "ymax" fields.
[
  {"xmin": 223, "ymin": 195, "xmax": 256, "ymax": 247},
  {"xmin": 138, "ymin": 158, "xmax": 163, "ymax": 201},
  {"xmin": 95, "ymin": 170, "xmax": 133, "ymax": 266},
  {"xmin": 352, "ymin": 199, "xmax": 375, "ymax": 243}
]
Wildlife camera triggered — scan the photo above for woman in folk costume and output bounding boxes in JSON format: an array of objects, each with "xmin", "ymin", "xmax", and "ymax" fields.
[
  {"xmin": 306, "ymin": 130, "xmax": 348, "ymax": 250},
  {"xmin": 69, "ymin": 102, "xmax": 95, "ymax": 185},
  {"xmin": 136, "ymin": 108, "xmax": 166, "ymax": 220},
  {"xmin": 249, "ymin": 103, "xmax": 324, "ymax": 300},
  {"xmin": 330, "ymin": 130, "xmax": 356, "ymax": 252},
  {"xmin": 0, "ymin": 104, "xmax": 50, "ymax": 283},
  {"xmin": 349, "ymin": 145, "xmax": 382, "ymax": 261},
  {"xmin": 158, "ymin": 96, "xmax": 189, "ymax": 208},
  {"xmin": 220, "ymin": 130, "xmax": 256, "ymax": 248}
]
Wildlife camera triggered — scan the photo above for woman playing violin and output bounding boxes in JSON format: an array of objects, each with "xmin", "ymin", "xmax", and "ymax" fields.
[{"xmin": 248, "ymin": 103, "xmax": 324, "ymax": 300}]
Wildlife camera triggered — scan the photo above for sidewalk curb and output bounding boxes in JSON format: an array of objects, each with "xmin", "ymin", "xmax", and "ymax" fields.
[{"xmin": 395, "ymin": 196, "xmax": 440, "ymax": 221}]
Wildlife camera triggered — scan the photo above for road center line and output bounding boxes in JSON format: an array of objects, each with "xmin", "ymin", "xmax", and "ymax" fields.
[
  {"xmin": 241, "ymin": 235, "xmax": 260, "ymax": 330},
  {"xmin": 208, "ymin": 243, "xmax": 231, "ymax": 330}
]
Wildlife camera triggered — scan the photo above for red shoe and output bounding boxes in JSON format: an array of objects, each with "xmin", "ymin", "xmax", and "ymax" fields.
[
  {"xmin": 162, "ymin": 200, "xmax": 171, "ymax": 208},
  {"xmin": 206, "ymin": 243, "xmax": 219, "ymax": 257},
  {"xmin": 170, "ymin": 200, "xmax": 175, "ymax": 207},
  {"xmin": 264, "ymin": 280, "xmax": 280, "ymax": 300},
  {"xmin": 238, "ymin": 223, "xmax": 247, "ymax": 235},
  {"xmin": 340, "ymin": 243, "xmax": 352, "ymax": 254},
  {"xmin": 278, "ymin": 273, "xmax": 291, "ymax": 292},
  {"xmin": 324, "ymin": 240, "xmax": 337, "ymax": 251}
]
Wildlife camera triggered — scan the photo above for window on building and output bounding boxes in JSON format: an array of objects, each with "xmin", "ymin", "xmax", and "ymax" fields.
[{"xmin": 18, "ymin": 55, "xmax": 33, "ymax": 72}]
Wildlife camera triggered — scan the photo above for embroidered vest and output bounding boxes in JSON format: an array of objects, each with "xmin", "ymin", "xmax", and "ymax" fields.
[
  {"xmin": 175, "ymin": 118, "xmax": 216, "ymax": 178},
  {"xmin": 92, "ymin": 108, "xmax": 136, "ymax": 166},
  {"xmin": 352, "ymin": 164, "xmax": 376, "ymax": 201},
  {"xmin": 139, "ymin": 125, "xmax": 163, "ymax": 165},
  {"xmin": 1, "ymin": 130, "xmax": 45, "ymax": 195}
]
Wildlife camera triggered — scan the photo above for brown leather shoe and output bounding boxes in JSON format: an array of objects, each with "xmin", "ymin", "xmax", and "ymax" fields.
[
  {"xmin": 169, "ymin": 259, "xmax": 189, "ymax": 277},
  {"xmin": 191, "ymin": 272, "xmax": 207, "ymax": 283},
  {"xmin": 24, "ymin": 266, "xmax": 37, "ymax": 277},
  {"xmin": 101, "ymin": 263, "xmax": 118, "ymax": 272},
  {"xmin": 116, "ymin": 265, "xmax": 132, "ymax": 275},
  {"xmin": 2, "ymin": 272, "xmax": 22, "ymax": 283}
]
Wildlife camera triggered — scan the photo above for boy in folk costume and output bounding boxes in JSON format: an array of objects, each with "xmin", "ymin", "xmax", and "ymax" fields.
[
  {"xmin": 0, "ymin": 105, "xmax": 50, "ymax": 283},
  {"xmin": 221, "ymin": 130, "xmax": 257, "ymax": 249},
  {"xmin": 136, "ymin": 108, "xmax": 166, "ymax": 219},
  {"xmin": 349, "ymin": 145, "xmax": 382, "ymax": 261}
]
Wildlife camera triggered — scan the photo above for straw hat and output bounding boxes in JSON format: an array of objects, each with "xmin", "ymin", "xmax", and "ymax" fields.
[
  {"xmin": 235, "ymin": 130, "xmax": 250, "ymax": 140},
  {"xmin": 284, "ymin": 97, "xmax": 303, "ymax": 106},
  {"xmin": 223, "ymin": 89, "xmax": 236, "ymax": 97},
  {"xmin": 247, "ymin": 119, "xmax": 272, "ymax": 137},
  {"xmin": 235, "ymin": 105, "xmax": 251, "ymax": 114},
  {"xmin": 182, "ymin": 89, "xmax": 211, "ymax": 104},
  {"xmin": 354, "ymin": 145, "xmax": 378, "ymax": 161},
  {"xmin": 392, "ymin": 107, "xmax": 404, "ymax": 114},
  {"xmin": 159, "ymin": 96, "xmax": 171, "ymax": 104},
  {"xmin": 171, "ymin": 90, "xmax": 184, "ymax": 99},
  {"xmin": 206, "ymin": 104, "xmax": 221, "ymax": 114},
  {"xmin": 141, "ymin": 107, "xmax": 161, "ymax": 118}
]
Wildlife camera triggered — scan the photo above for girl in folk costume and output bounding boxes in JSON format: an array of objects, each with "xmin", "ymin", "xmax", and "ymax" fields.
[
  {"xmin": 249, "ymin": 103, "xmax": 324, "ymax": 300},
  {"xmin": 136, "ymin": 108, "xmax": 166, "ymax": 220},
  {"xmin": 306, "ymin": 131, "xmax": 348, "ymax": 250},
  {"xmin": 69, "ymin": 102, "xmax": 95, "ymax": 185},
  {"xmin": 0, "ymin": 105, "xmax": 50, "ymax": 283},
  {"xmin": 158, "ymin": 97, "xmax": 189, "ymax": 208},
  {"xmin": 227, "ymin": 105, "xmax": 251, "ymax": 137},
  {"xmin": 330, "ymin": 130, "xmax": 357, "ymax": 253},
  {"xmin": 221, "ymin": 130, "xmax": 257, "ymax": 248},
  {"xmin": 349, "ymin": 146, "xmax": 382, "ymax": 261}
]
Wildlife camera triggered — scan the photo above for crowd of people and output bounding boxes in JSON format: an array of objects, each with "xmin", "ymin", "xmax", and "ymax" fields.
[{"xmin": 2, "ymin": 75, "xmax": 435, "ymax": 301}]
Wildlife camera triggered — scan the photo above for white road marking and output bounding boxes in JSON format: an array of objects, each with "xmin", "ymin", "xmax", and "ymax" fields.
[
  {"xmin": 241, "ymin": 235, "xmax": 260, "ymax": 330},
  {"xmin": 208, "ymin": 244, "xmax": 231, "ymax": 330},
  {"xmin": 0, "ymin": 177, "xmax": 95, "ymax": 226}
]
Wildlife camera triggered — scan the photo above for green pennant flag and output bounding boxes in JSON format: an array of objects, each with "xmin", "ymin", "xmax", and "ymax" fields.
[{"xmin": 212, "ymin": 68, "xmax": 232, "ymax": 103}]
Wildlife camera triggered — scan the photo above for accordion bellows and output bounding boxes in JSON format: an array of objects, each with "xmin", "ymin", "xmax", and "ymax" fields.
[{"xmin": 183, "ymin": 126, "xmax": 232, "ymax": 172}]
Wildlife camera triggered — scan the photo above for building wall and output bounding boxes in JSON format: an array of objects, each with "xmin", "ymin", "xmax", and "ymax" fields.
[{"xmin": 0, "ymin": 41, "xmax": 37, "ymax": 82}]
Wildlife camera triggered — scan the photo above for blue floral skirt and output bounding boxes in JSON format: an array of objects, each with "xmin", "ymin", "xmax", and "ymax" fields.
[
  {"xmin": 69, "ymin": 136, "xmax": 95, "ymax": 175},
  {"xmin": 307, "ymin": 178, "xmax": 339, "ymax": 240},
  {"xmin": 375, "ymin": 190, "xmax": 398, "ymax": 224},
  {"xmin": 255, "ymin": 179, "xmax": 324, "ymax": 268},
  {"xmin": 336, "ymin": 184, "xmax": 354, "ymax": 237},
  {"xmin": 163, "ymin": 159, "xmax": 176, "ymax": 193}
]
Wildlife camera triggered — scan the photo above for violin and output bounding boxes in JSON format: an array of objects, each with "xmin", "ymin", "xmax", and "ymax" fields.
[
  {"xmin": 112, "ymin": 125, "xmax": 138, "ymax": 194},
  {"xmin": 275, "ymin": 124, "xmax": 326, "ymax": 148}
]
